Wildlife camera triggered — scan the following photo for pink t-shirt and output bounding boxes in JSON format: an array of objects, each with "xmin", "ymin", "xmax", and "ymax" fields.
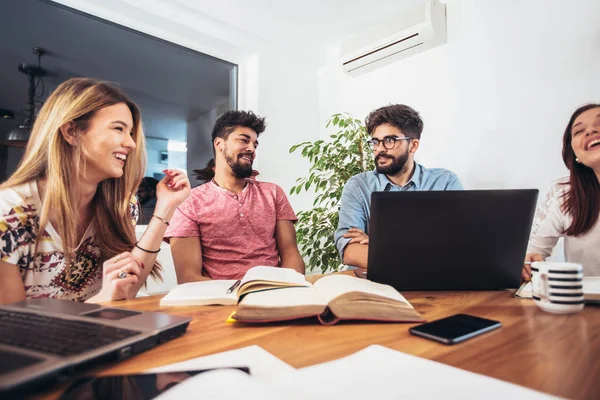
[{"xmin": 164, "ymin": 179, "xmax": 297, "ymax": 280}]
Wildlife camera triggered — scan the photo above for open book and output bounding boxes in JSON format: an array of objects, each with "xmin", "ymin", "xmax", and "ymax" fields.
[
  {"xmin": 515, "ymin": 277, "xmax": 600, "ymax": 303},
  {"xmin": 232, "ymin": 274, "xmax": 424, "ymax": 325},
  {"xmin": 160, "ymin": 266, "xmax": 310, "ymax": 306}
]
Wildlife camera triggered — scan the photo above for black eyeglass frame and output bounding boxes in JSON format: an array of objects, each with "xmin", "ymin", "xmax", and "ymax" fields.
[{"xmin": 367, "ymin": 136, "xmax": 412, "ymax": 150}]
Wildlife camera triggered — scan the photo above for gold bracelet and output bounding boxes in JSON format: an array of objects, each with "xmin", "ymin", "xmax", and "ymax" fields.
[{"xmin": 152, "ymin": 214, "xmax": 170, "ymax": 226}]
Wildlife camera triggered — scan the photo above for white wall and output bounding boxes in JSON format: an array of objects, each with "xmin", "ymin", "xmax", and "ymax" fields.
[
  {"xmin": 317, "ymin": 0, "xmax": 600, "ymax": 198},
  {"xmin": 251, "ymin": 48, "xmax": 320, "ymax": 212}
]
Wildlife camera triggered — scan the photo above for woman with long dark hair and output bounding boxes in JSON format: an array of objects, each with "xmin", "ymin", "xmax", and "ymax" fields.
[{"xmin": 523, "ymin": 104, "xmax": 600, "ymax": 279}]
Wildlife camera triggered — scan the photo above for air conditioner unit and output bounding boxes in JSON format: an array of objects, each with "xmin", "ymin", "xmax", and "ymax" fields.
[{"xmin": 341, "ymin": 0, "xmax": 446, "ymax": 76}]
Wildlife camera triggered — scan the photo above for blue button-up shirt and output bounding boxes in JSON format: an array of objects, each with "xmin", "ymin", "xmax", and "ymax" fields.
[{"xmin": 334, "ymin": 162, "xmax": 463, "ymax": 259}]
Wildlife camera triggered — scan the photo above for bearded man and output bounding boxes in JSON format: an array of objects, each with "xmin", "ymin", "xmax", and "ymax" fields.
[
  {"xmin": 334, "ymin": 104, "xmax": 463, "ymax": 269},
  {"xmin": 165, "ymin": 111, "xmax": 304, "ymax": 282}
]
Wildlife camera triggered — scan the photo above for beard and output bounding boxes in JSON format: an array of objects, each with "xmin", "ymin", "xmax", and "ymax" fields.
[
  {"xmin": 375, "ymin": 149, "xmax": 410, "ymax": 176},
  {"xmin": 224, "ymin": 148, "xmax": 253, "ymax": 178}
]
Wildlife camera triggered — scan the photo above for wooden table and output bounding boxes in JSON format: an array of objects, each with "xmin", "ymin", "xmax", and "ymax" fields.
[{"xmin": 41, "ymin": 275, "xmax": 600, "ymax": 400}]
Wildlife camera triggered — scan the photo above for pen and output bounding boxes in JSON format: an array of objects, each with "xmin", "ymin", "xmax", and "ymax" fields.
[{"xmin": 226, "ymin": 280, "xmax": 241, "ymax": 294}]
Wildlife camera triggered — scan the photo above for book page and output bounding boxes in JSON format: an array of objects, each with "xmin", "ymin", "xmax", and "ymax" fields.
[
  {"xmin": 268, "ymin": 345, "xmax": 556, "ymax": 399},
  {"xmin": 240, "ymin": 266, "xmax": 308, "ymax": 286},
  {"xmin": 160, "ymin": 280, "xmax": 238, "ymax": 306},
  {"xmin": 313, "ymin": 274, "xmax": 411, "ymax": 306},
  {"xmin": 238, "ymin": 286, "xmax": 327, "ymax": 309}
]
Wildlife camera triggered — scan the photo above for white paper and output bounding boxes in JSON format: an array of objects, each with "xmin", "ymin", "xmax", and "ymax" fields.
[
  {"xmin": 148, "ymin": 345, "xmax": 294, "ymax": 383},
  {"xmin": 153, "ymin": 369, "xmax": 300, "ymax": 400},
  {"xmin": 268, "ymin": 345, "xmax": 559, "ymax": 400},
  {"xmin": 583, "ymin": 277, "xmax": 600, "ymax": 295},
  {"xmin": 150, "ymin": 345, "xmax": 559, "ymax": 400}
]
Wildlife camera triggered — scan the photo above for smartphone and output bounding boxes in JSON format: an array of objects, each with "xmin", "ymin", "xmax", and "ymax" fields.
[
  {"xmin": 409, "ymin": 314, "xmax": 501, "ymax": 345},
  {"xmin": 59, "ymin": 367, "xmax": 250, "ymax": 400}
]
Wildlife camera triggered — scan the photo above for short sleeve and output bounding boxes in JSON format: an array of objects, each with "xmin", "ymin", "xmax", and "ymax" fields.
[
  {"xmin": 163, "ymin": 197, "xmax": 201, "ymax": 243},
  {"xmin": 0, "ymin": 219, "xmax": 22, "ymax": 265},
  {"xmin": 274, "ymin": 185, "xmax": 297, "ymax": 222}
]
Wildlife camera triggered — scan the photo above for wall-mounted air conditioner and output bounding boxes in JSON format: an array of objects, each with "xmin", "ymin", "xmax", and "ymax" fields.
[{"xmin": 341, "ymin": 0, "xmax": 446, "ymax": 76}]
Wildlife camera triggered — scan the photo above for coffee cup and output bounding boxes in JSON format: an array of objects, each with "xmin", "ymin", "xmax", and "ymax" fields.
[{"xmin": 531, "ymin": 262, "xmax": 584, "ymax": 314}]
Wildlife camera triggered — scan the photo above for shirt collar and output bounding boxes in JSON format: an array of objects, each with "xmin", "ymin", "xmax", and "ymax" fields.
[
  {"xmin": 374, "ymin": 162, "xmax": 422, "ymax": 191},
  {"xmin": 209, "ymin": 178, "xmax": 253, "ymax": 194}
]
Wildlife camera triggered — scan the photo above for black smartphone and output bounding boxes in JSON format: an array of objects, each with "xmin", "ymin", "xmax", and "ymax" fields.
[
  {"xmin": 409, "ymin": 314, "xmax": 501, "ymax": 345},
  {"xmin": 59, "ymin": 367, "xmax": 250, "ymax": 400}
]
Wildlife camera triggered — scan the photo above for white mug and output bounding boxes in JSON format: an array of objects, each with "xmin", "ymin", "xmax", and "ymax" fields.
[{"xmin": 531, "ymin": 262, "xmax": 584, "ymax": 314}]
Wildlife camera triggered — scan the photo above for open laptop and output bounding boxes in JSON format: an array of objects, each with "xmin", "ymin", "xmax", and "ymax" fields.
[
  {"xmin": 0, "ymin": 298, "xmax": 191, "ymax": 397},
  {"xmin": 367, "ymin": 190, "xmax": 538, "ymax": 291}
]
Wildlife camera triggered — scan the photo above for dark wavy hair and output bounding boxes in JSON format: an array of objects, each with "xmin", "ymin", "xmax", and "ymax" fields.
[
  {"xmin": 211, "ymin": 110, "xmax": 266, "ymax": 143},
  {"xmin": 365, "ymin": 104, "xmax": 424, "ymax": 139},
  {"xmin": 561, "ymin": 103, "xmax": 600, "ymax": 236},
  {"xmin": 193, "ymin": 158, "xmax": 215, "ymax": 181}
]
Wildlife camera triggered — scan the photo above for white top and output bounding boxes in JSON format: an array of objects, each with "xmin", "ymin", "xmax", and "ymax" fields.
[{"xmin": 527, "ymin": 178, "xmax": 600, "ymax": 277}]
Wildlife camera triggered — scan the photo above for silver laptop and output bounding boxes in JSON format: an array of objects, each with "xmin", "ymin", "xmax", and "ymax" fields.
[{"xmin": 0, "ymin": 298, "xmax": 191, "ymax": 397}]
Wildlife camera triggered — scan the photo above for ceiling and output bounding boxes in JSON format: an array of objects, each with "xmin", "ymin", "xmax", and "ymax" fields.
[
  {"xmin": 169, "ymin": 0, "xmax": 429, "ymax": 51},
  {"xmin": 0, "ymin": 0, "xmax": 235, "ymax": 141}
]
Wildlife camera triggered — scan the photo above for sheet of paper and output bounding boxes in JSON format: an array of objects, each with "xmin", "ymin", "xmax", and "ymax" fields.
[
  {"xmin": 583, "ymin": 277, "xmax": 600, "ymax": 294},
  {"xmin": 268, "ymin": 345, "xmax": 559, "ymax": 399},
  {"xmin": 154, "ymin": 369, "xmax": 300, "ymax": 400},
  {"xmin": 148, "ymin": 345, "xmax": 294, "ymax": 383}
]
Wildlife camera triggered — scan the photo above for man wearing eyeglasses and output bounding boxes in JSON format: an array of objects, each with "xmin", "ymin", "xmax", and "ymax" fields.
[{"xmin": 334, "ymin": 104, "xmax": 463, "ymax": 269}]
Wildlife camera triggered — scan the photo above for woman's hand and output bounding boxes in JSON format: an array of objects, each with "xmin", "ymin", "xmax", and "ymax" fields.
[
  {"xmin": 155, "ymin": 169, "xmax": 191, "ymax": 212},
  {"xmin": 522, "ymin": 253, "xmax": 545, "ymax": 281},
  {"xmin": 95, "ymin": 252, "xmax": 142, "ymax": 301}
]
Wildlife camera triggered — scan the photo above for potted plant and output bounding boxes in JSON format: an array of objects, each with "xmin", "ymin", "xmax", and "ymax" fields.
[{"xmin": 290, "ymin": 113, "xmax": 374, "ymax": 273}]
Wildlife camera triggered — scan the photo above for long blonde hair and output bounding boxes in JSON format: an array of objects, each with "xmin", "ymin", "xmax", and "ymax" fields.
[{"xmin": 1, "ymin": 78, "xmax": 161, "ymax": 279}]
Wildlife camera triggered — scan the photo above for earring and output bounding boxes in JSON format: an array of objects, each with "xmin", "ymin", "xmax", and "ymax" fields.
[{"xmin": 575, "ymin": 158, "xmax": 581, "ymax": 163}]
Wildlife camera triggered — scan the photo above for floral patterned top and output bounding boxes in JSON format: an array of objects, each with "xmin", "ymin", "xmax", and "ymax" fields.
[{"xmin": 0, "ymin": 181, "xmax": 138, "ymax": 301}]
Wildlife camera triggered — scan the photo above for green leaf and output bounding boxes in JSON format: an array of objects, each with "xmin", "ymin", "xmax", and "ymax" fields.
[{"xmin": 287, "ymin": 112, "xmax": 368, "ymax": 273}]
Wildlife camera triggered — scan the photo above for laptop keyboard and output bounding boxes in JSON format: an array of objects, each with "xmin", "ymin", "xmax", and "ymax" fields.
[{"xmin": 0, "ymin": 310, "xmax": 141, "ymax": 357}]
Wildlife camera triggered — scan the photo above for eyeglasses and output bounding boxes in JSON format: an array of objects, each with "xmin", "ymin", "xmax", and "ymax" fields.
[{"xmin": 367, "ymin": 136, "xmax": 412, "ymax": 151}]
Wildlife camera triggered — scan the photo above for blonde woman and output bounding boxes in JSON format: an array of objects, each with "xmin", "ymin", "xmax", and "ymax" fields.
[{"xmin": 0, "ymin": 78, "xmax": 190, "ymax": 304}]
